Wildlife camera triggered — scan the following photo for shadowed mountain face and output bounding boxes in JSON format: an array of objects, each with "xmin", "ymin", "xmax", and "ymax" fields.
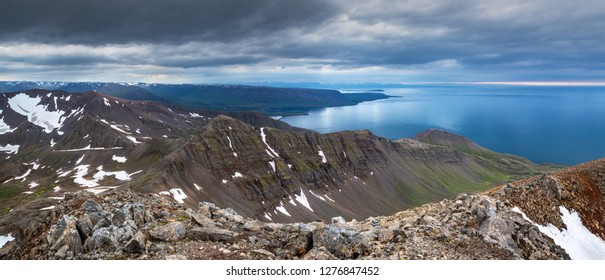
[{"xmin": 0, "ymin": 90, "xmax": 550, "ymax": 228}]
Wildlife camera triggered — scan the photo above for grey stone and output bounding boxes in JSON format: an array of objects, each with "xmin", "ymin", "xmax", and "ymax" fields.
[
  {"xmin": 303, "ymin": 246, "xmax": 338, "ymax": 260},
  {"xmin": 131, "ymin": 204, "xmax": 145, "ymax": 226},
  {"xmin": 82, "ymin": 200, "xmax": 103, "ymax": 213},
  {"xmin": 86, "ymin": 227, "xmax": 119, "ymax": 252},
  {"xmin": 216, "ymin": 208, "xmax": 240, "ymax": 221},
  {"xmin": 243, "ymin": 220, "xmax": 261, "ymax": 232},
  {"xmin": 149, "ymin": 222, "xmax": 187, "ymax": 242},
  {"xmin": 191, "ymin": 212, "xmax": 215, "ymax": 227},
  {"xmin": 283, "ymin": 230, "xmax": 313, "ymax": 257},
  {"xmin": 187, "ymin": 227, "xmax": 237, "ymax": 243},
  {"xmin": 252, "ymin": 249, "xmax": 275, "ymax": 258},
  {"xmin": 331, "ymin": 216, "xmax": 346, "ymax": 224},
  {"xmin": 47, "ymin": 215, "xmax": 83, "ymax": 257},
  {"xmin": 93, "ymin": 218, "xmax": 111, "ymax": 231},
  {"xmin": 313, "ymin": 225, "xmax": 367, "ymax": 259},
  {"xmin": 115, "ymin": 224, "xmax": 136, "ymax": 242},
  {"xmin": 76, "ymin": 215, "xmax": 93, "ymax": 239},
  {"xmin": 82, "ymin": 200, "xmax": 106, "ymax": 225},
  {"xmin": 111, "ymin": 208, "xmax": 128, "ymax": 226},
  {"xmin": 198, "ymin": 201, "xmax": 218, "ymax": 218},
  {"xmin": 124, "ymin": 231, "xmax": 146, "ymax": 254}
]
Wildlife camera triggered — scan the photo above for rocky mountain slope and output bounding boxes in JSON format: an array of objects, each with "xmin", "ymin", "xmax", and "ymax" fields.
[
  {"xmin": 1, "ymin": 90, "xmax": 549, "ymax": 227},
  {"xmin": 3, "ymin": 159, "xmax": 604, "ymax": 260}
]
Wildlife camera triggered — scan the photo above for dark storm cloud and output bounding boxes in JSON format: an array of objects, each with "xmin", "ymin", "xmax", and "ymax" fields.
[
  {"xmin": 1, "ymin": 0, "xmax": 605, "ymax": 82},
  {"xmin": 0, "ymin": 0, "xmax": 338, "ymax": 44}
]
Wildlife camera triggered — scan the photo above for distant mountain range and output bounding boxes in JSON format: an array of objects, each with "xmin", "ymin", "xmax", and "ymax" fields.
[{"xmin": 0, "ymin": 81, "xmax": 392, "ymax": 115}]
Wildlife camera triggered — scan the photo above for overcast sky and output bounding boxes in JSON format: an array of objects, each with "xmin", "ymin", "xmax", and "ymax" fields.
[{"xmin": 1, "ymin": 0, "xmax": 604, "ymax": 84}]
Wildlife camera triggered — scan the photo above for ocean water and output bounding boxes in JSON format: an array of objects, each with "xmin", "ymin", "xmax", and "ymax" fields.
[{"xmin": 281, "ymin": 85, "xmax": 605, "ymax": 165}]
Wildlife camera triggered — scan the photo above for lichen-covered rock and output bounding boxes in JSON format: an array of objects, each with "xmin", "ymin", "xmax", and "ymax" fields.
[
  {"xmin": 149, "ymin": 222, "xmax": 186, "ymax": 242},
  {"xmin": 303, "ymin": 246, "xmax": 338, "ymax": 260},
  {"xmin": 187, "ymin": 227, "xmax": 237, "ymax": 243},
  {"xmin": 313, "ymin": 225, "xmax": 367, "ymax": 259},
  {"xmin": 124, "ymin": 231, "xmax": 146, "ymax": 254},
  {"xmin": 47, "ymin": 215, "xmax": 83, "ymax": 259}
]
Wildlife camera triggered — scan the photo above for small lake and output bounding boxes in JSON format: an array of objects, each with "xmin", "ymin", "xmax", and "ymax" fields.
[{"xmin": 282, "ymin": 85, "xmax": 605, "ymax": 165}]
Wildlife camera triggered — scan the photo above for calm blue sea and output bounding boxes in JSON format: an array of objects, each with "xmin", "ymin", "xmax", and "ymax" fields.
[{"xmin": 281, "ymin": 85, "xmax": 605, "ymax": 165}]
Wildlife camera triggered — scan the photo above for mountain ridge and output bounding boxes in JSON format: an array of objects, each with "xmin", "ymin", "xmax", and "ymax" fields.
[{"xmin": 0, "ymin": 81, "xmax": 392, "ymax": 115}]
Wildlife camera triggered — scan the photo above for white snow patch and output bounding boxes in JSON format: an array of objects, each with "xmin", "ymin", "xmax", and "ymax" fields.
[
  {"xmin": 100, "ymin": 119, "xmax": 131, "ymax": 135},
  {"xmin": 73, "ymin": 165, "xmax": 97, "ymax": 187},
  {"xmin": 0, "ymin": 117, "xmax": 17, "ymax": 135},
  {"xmin": 169, "ymin": 188, "xmax": 187, "ymax": 204},
  {"xmin": 324, "ymin": 195, "xmax": 336, "ymax": 202},
  {"xmin": 85, "ymin": 186, "xmax": 118, "ymax": 195},
  {"xmin": 75, "ymin": 154, "xmax": 85, "ymax": 165},
  {"xmin": 288, "ymin": 196, "xmax": 296, "ymax": 206},
  {"xmin": 48, "ymin": 196, "xmax": 65, "ymax": 200},
  {"xmin": 318, "ymin": 149, "xmax": 327, "ymax": 163},
  {"xmin": 0, "ymin": 144, "xmax": 19, "ymax": 154},
  {"xmin": 112, "ymin": 155, "xmax": 127, "ymax": 163},
  {"xmin": 28, "ymin": 182, "xmax": 39, "ymax": 189},
  {"xmin": 232, "ymin": 172, "xmax": 243, "ymax": 178},
  {"xmin": 8, "ymin": 93, "xmax": 66, "ymax": 133},
  {"xmin": 65, "ymin": 95, "xmax": 71, "ymax": 101},
  {"xmin": 53, "ymin": 186, "xmax": 61, "ymax": 192},
  {"xmin": 287, "ymin": 164, "xmax": 292, "ymax": 169},
  {"xmin": 275, "ymin": 202, "xmax": 291, "ymax": 217},
  {"xmin": 343, "ymin": 151, "xmax": 347, "ymax": 158},
  {"xmin": 93, "ymin": 166, "xmax": 133, "ymax": 181},
  {"xmin": 162, "ymin": 135, "xmax": 168, "ymax": 138},
  {"xmin": 189, "ymin": 112, "xmax": 204, "ymax": 118},
  {"xmin": 226, "ymin": 136, "xmax": 237, "ymax": 157},
  {"xmin": 0, "ymin": 233, "xmax": 15, "ymax": 248},
  {"xmin": 194, "ymin": 183, "xmax": 202, "ymax": 190},
  {"xmin": 269, "ymin": 161, "xmax": 276, "ymax": 172},
  {"xmin": 50, "ymin": 139, "xmax": 56, "ymax": 147},
  {"xmin": 309, "ymin": 190, "xmax": 326, "ymax": 201},
  {"xmin": 260, "ymin": 127, "xmax": 279, "ymax": 157},
  {"xmin": 135, "ymin": 128, "xmax": 141, "ymax": 134},
  {"xmin": 71, "ymin": 165, "xmax": 137, "ymax": 189},
  {"xmin": 14, "ymin": 168, "xmax": 32, "ymax": 181},
  {"xmin": 126, "ymin": 136, "xmax": 141, "ymax": 144},
  {"xmin": 23, "ymin": 191, "xmax": 34, "ymax": 195},
  {"xmin": 370, "ymin": 171, "xmax": 374, "ymax": 176},
  {"xmin": 40, "ymin": 206, "xmax": 55, "ymax": 211},
  {"xmin": 295, "ymin": 189, "xmax": 314, "ymax": 212},
  {"xmin": 222, "ymin": 179, "xmax": 228, "ymax": 184},
  {"xmin": 103, "ymin": 97, "xmax": 111, "ymax": 107},
  {"xmin": 513, "ymin": 206, "xmax": 605, "ymax": 260},
  {"xmin": 264, "ymin": 213, "xmax": 272, "ymax": 221},
  {"xmin": 54, "ymin": 145, "xmax": 124, "ymax": 152}
]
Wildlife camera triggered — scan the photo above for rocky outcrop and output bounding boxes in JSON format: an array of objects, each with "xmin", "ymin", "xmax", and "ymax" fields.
[{"xmin": 0, "ymin": 186, "xmax": 572, "ymax": 260}]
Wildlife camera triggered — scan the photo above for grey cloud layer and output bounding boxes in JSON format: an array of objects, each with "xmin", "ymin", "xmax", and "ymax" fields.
[
  {"xmin": 1, "ymin": 0, "xmax": 604, "ymax": 81},
  {"xmin": 0, "ymin": 0, "xmax": 337, "ymax": 44}
]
